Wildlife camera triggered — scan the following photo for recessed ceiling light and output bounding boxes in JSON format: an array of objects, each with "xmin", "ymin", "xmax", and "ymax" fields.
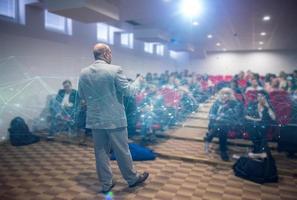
[
  {"xmin": 258, "ymin": 47, "xmax": 262, "ymax": 50},
  {"xmin": 263, "ymin": 15, "xmax": 271, "ymax": 21},
  {"xmin": 260, "ymin": 32, "xmax": 267, "ymax": 36},
  {"xmin": 192, "ymin": 21, "xmax": 199, "ymax": 26},
  {"xmin": 216, "ymin": 42, "xmax": 221, "ymax": 46},
  {"xmin": 180, "ymin": 0, "xmax": 203, "ymax": 18},
  {"xmin": 207, "ymin": 34, "xmax": 213, "ymax": 39},
  {"xmin": 259, "ymin": 41, "xmax": 264, "ymax": 45}
]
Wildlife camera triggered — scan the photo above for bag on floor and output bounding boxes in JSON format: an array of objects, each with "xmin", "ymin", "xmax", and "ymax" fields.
[
  {"xmin": 232, "ymin": 155, "xmax": 278, "ymax": 184},
  {"xmin": 110, "ymin": 143, "xmax": 156, "ymax": 161},
  {"xmin": 277, "ymin": 125, "xmax": 297, "ymax": 154},
  {"xmin": 8, "ymin": 117, "xmax": 40, "ymax": 146}
]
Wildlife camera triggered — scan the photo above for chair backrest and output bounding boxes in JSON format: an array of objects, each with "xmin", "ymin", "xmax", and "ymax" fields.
[
  {"xmin": 224, "ymin": 75, "xmax": 233, "ymax": 82},
  {"xmin": 159, "ymin": 88, "xmax": 181, "ymax": 107},
  {"xmin": 269, "ymin": 90, "xmax": 292, "ymax": 125},
  {"xmin": 238, "ymin": 79, "xmax": 247, "ymax": 88},
  {"xmin": 135, "ymin": 93, "xmax": 146, "ymax": 105},
  {"xmin": 200, "ymin": 80, "xmax": 209, "ymax": 91},
  {"xmin": 244, "ymin": 90, "xmax": 258, "ymax": 106}
]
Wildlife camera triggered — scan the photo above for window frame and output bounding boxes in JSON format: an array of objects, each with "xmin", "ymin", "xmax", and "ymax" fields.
[
  {"xmin": 0, "ymin": 0, "xmax": 18, "ymax": 22},
  {"xmin": 44, "ymin": 10, "xmax": 72, "ymax": 35},
  {"xmin": 144, "ymin": 42, "xmax": 154, "ymax": 54},
  {"xmin": 156, "ymin": 44, "xmax": 164, "ymax": 56},
  {"xmin": 120, "ymin": 33, "xmax": 134, "ymax": 49}
]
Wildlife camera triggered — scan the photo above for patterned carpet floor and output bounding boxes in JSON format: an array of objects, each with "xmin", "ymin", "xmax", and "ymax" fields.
[
  {"xmin": 1, "ymin": 99, "xmax": 297, "ymax": 199},
  {"xmin": 1, "ymin": 140, "xmax": 297, "ymax": 200}
]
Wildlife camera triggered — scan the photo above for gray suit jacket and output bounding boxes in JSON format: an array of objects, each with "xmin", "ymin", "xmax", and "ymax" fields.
[{"xmin": 78, "ymin": 60, "xmax": 139, "ymax": 129}]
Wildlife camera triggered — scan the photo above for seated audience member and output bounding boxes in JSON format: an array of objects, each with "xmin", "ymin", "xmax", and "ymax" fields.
[
  {"xmin": 179, "ymin": 89, "xmax": 198, "ymax": 119},
  {"xmin": 204, "ymin": 88, "xmax": 242, "ymax": 161},
  {"xmin": 138, "ymin": 85, "xmax": 164, "ymax": 142},
  {"xmin": 264, "ymin": 73, "xmax": 276, "ymax": 92},
  {"xmin": 245, "ymin": 70, "xmax": 254, "ymax": 86},
  {"xmin": 244, "ymin": 91, "xmax": 276, "ymax": 159},
  {"xmin": 49, "ymin": 80, "xmax": 79, "ymax": 137},
  {"xmin": 287, "ymin": 76, "xmax": 297, "ymax": 94},
  {"xmin": 245, "ymin": 74, "xmax": 264, "ymax": 92},
  {"xmin": 145, "ymin": 72, "xmax": 153, "ymax": 83},
  {"xmin": 293, "ymin": 70, "xmax": 297, "ymax": 81},
  {"xmin": 279, "ymin": 71, "xmax": 288, "ymax": 90},
  {"xmin": 237, "ymin": 71, "xmax": 247, "ymax": 90},
  {"xmin": 269, "ymin": 78, "xmax": 282, "ymax": 92},
  {"xmin": 290, "ymin": 90, "xmax": 297, "ymax": 123},
  {"xmin": 230, "ymin": 80, "xmax": 243, "ymax": 94}
]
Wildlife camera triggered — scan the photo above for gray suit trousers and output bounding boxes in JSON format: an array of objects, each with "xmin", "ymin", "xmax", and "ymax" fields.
[{"xmin": 92, "ymin": 127, "xmax": 138, "ymax": 189}]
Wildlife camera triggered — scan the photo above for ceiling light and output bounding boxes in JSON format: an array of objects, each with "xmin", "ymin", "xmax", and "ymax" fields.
[
  {"xmin": 180, "ymin": 0, "xmax": 203, "ymax": 18},
  {"xmin": 192, "ymin": 21, "xmax": 199, "ymax": 26},
  {"xmin": 259, "ymin": 41, "xmax": 264, "ymax": 45},
  {"xmin": 263, "ymin": 15, "xmax": 271, "ymax": 21},
  {"xmin": 260, "ymin": 32, "xmax": 267, "ymax": 36},
  {"xmin": 216, "ymin": 42, "xmax": 221, "ymax": 46},
  {"xmin": 207, "ymin": 34, "xmax": 213, "ymax": 39},
  {"xmin": 258, "ymin": 47, "xmax": 262, "ymax": 50}
]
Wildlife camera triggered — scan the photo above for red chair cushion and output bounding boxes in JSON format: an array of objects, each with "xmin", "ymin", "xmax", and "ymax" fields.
[{"xmin": 269, "ymin": 91, "xmax": 292, "ymax": 125}]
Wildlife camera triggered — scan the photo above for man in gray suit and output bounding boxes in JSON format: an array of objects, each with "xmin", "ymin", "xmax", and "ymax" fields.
[{"xmin": 78, "ymin": 43, "xmax": 149, "ymax": 193}]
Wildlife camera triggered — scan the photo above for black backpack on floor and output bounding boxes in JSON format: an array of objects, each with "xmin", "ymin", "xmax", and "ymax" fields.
[
  {"xmin": 232, "ymin": 154, "xmax": 278, "ymax": 184},
  {"xmin": 8, "ymin": 117, "xmax": 40, "ymax": 146},
  {"xmin": 278, "ymin": 125, "xmax": 297, "ymax": 155}
]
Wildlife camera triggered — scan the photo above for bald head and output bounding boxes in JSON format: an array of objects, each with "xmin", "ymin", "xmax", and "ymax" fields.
[{"xmin": 93, "ymin": 43, "xmax": 112, "ymax": 64}]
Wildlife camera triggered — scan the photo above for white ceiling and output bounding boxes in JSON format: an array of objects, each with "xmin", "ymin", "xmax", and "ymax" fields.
[{"xmin": 43, "ymin": 0, "xmax": 297, "ymax": 53}]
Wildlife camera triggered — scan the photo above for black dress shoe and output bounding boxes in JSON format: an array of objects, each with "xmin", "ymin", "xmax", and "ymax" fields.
[
  {"xmin": 129, "ymin": 172, "xmax": 149, "ymax": 188},
  {"xmin": 100, "ymin": 182, "xmax": 116, "ymax": 194},
  {"xmin": 220, "ymin": 151, "xmax": 229, "ymax": 161}
]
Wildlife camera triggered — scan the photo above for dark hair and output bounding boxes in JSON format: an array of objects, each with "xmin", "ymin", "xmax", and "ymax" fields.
[{"xmin": 63, "ymin": 80, "xmax": 72, "ymax": 85}]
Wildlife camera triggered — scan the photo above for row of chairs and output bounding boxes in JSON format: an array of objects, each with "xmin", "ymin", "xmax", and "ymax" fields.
[{"xmin": 135, "ymin": 87, "xmax": 203, "ymax": 132}]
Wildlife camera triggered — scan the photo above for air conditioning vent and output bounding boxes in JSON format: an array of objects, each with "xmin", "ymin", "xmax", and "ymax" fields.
[{"xmin": 125, "ymin": 20, "xmax": 141, "ymax": 26}]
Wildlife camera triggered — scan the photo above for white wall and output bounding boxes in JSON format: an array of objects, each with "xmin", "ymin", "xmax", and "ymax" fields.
[
  {"xmin": 0, "ymin": 5, "xmax": 182, "ymax": 141},
  {"xmin": 189, "ymin": 51, "xmax": 297, "ymax": 75}
]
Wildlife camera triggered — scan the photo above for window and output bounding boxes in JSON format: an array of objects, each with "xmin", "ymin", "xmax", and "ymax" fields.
[
  {"xmin": 0, "ymin": 0, "xmax": 29, "ymax": 24},
  {"xmin": 156, "ymin": 44, "xmax": 164, "ymax": 56},
  {"xmin": 0, "ymin": 0, "xmax": 16, "ymax": 18},
  {"xmin": 97, "ymin": 23, "xmax": 108, "ymax": 42},
  {"xmin": 97, "ymin": 23, "xmax": 123, "ymax": 44},
  {"xmin": 121, "ymin": 33, "xmax": 134, "ymax": 48},
  {"xmin": 45, "ymin": 10, "xmax": 72, "ymax": 35},
  {"xmin": 144, "ymin": 42, "xmax": 154, "ymax": 54},
  {"xmin": 108, "ymin": 26, "xmax": 122, "ymax": 45}
]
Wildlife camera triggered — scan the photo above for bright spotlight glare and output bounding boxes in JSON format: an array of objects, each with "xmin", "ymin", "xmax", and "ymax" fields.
[
  {"xmin": 192, "ymin": 21, "xmax": 199, "ymax": 26},
  {"xmin": 180, "ymin": 0, "xmax": 203, "ymax": 18},
  {"xmin": 263, "ymin": 15, "xmax": 271, "ymax": 21}
]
